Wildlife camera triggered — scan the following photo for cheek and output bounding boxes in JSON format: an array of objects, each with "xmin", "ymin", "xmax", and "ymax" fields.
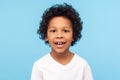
[
  {"xmin": 45, "ymin": 35, "xmax": 54, "ymax": 42},
  {"xmin": 45, "ymin": 32, "xmax": 51, "ymax": 41},
  {"xmin": 66, "ymin": 35, "xmax": 74, "ymax": 41}
]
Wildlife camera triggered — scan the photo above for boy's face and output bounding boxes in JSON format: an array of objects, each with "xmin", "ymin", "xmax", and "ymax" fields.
[{"xmin": 46, "ymin": 16, "xmax": 74, "ymax": 54}]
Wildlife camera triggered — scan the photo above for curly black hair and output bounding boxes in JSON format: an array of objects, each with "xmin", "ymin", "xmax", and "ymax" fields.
[{"xmin": 37, "ymin": 3, "xmax": 83, "ymax": 46}]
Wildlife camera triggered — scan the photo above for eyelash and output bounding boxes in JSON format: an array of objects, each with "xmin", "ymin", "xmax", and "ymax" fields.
[
  {"xmin": 50, "ymin": 30, "xmax": 56, "ymax": 32},
  {"xmin": 63, "ymin": 30, "xmax": 69, "ymax": 32},
  {"xmin": 49, "ymin": 30, "xmax": 70, "ymax": 33}
]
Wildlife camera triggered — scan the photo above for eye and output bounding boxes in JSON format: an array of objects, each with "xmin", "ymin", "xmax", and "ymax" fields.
[
  {"xmin": 63, "ymin": 30, "xmax": 69, "ymax": 32},
  {"xmin": 50, "ymin": 30, "xmax": 56, "ymax": 32}
]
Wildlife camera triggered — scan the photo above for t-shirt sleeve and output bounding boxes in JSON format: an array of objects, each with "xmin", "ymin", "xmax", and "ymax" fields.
[
  {"xmin": 31, "ymin": 63, "xmax": 43, "ymax": 80},
  {"xmin": 83, "ymin": 62, "xmax": 93, "ymax": 80}
]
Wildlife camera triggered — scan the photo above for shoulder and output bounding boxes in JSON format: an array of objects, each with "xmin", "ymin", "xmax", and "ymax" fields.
[
  {"xmin": 74, "ymin": 54, "xmax": 87, "ymax": 63},
  {"xmin": 33, "ymin": 53, "xmax": 51, "ymax": 67},
  {"xmin": 74, "ymin": 54, "xmax": 93, "ymax": 79},
  {"xmin": 74, "ymin": 54, "xmax": 90, "ymax": 67}
]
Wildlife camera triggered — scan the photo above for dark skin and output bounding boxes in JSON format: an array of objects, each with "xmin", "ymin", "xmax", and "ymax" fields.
[{"xmin": 46, "ymin": 16, "xmax": 74, "ymax": 65}]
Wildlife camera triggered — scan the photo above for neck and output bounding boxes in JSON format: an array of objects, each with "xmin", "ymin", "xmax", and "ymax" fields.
[
  {"xmin": 50, "ymin": 50, "xmax": 74, "ymax": 65},
  {"xmin": 51, "ymin": 50, "xmax": 70, "ymax": 58}
]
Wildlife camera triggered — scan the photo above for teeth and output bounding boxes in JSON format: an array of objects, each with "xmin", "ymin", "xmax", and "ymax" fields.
[
  {"xmin": 58, "ymin": 42, "xmax": 62, "ymax": 45},
  {"xmin": 55, "ymin": 42, "xmax": 65, "ymax": 45}
]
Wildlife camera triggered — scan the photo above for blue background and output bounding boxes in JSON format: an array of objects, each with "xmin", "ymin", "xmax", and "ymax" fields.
[{"xmin": 0, "ymin": 0, "xmax": 120, "ymax": 80}]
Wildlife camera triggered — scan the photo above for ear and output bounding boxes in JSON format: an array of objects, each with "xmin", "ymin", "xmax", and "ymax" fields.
[
  {"xmin": 45, "ymin": 37, "xmax": 48, "ymax": 42},
  {"xmin": 72, "ymin": 37, "xmax": 74, "ymax": 41},
  {"xmin": 72, "ymin": 39, "xmax": 74, "ymax": 41}
]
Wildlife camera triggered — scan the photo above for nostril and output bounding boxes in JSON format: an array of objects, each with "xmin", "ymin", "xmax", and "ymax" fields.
[
  {"xmin": 56, "ymin": 32, "xmax": 64, "ymax": 38},
  {"xmin": 56, "ymin": 34, "xmax": 63, "ymax": 38}
]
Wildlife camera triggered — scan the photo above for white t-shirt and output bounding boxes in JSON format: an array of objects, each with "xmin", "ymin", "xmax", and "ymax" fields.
[{"xmin": 31, "ymin": 53, "xmax": 93, "ymax": 80}]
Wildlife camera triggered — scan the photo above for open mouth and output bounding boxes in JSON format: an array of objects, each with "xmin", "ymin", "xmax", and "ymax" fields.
[{"xmin": 54, "ymin": 41, "xmax": 66, "ymax": 48}]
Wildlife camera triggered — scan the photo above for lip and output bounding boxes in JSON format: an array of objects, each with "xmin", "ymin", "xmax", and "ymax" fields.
[{"xmin": 54, "ymin": 41, "xmax": 66, "ymax": 48}]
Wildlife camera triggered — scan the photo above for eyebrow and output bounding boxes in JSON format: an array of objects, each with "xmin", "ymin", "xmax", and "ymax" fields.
[{"xmin": 48, "ymin": 26, "xmax": 72, "ymax": 28}]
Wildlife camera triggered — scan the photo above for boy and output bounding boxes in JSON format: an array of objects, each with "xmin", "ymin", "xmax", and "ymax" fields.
[{"xmin": 31, "ymin": 3, "xmax": 93, "ymax": 80}]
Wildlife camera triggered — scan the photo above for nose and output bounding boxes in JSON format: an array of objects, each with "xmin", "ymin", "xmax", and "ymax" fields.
[{"xmin": 56, "ymin": 32, "xmax": 63, "ymax": 39}]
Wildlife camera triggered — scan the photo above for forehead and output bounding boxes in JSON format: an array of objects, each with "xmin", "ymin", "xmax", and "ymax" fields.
[{"xmin": 48, "ymin": 16, "xmax": 72, "ymax": 29}]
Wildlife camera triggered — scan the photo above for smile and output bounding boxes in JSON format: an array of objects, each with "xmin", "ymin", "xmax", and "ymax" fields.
[{"xmin": 54, "ymin": 41, "xmax": 66, "ymax": 48}]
